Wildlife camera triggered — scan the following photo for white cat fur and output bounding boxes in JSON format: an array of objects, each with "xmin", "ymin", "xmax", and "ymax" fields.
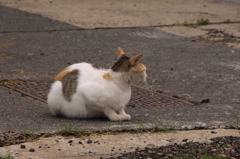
[{"xmin": 47, "ymin": 49, "xmax": 147, "ymax": 121}]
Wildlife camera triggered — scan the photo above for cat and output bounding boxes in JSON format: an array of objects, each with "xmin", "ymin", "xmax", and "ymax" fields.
[{"xmin": 47, "ymin": 47, "xmax": 147, "ymax": 121}]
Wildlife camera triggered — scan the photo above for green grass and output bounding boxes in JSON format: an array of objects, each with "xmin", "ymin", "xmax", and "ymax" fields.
[
  {"xmin": 151, "ymin": 114, "xmax": 176, "ymax": 132},
  {"xmin": 197, "ymin": 19, "xmax": 209, "ymax": 25},
  {"xmin": 224, "ymin": 19, "xmax": 231, "ymax": 23},
  {"xmin": 21, "ymin": 128, "xmax": 41, "ymax": 140},
  {"xmin": 179, "ymin": 21, "xmax": 191, "ymax": 26},
  {"xmin": 0, "ymin": 154, "xmax": 14, "ymax": 159},
  {"xmin": 174, "ymin": 141, "xmax": 230, "ymax": 159},
  {"xmin": 60, "ymin": 123, "xmax": 92, "ymax": 136},
  {"xmin": 229, "ymin": 111, "xmax": 239, "ymax": 129}
]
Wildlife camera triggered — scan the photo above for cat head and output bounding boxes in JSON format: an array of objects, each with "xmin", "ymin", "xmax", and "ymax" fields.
[{"xmin": 111, "ymin": 47, "xmax": 147, "ymax": 85}]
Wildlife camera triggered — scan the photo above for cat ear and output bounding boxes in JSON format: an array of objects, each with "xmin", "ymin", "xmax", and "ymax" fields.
[
  {"xmin": 129, "ymin": 55, "xmax": 143, "ymax": 66},
  {"xmin": 117, "ymin": 47, "xmax": 125, "ymax": 58}
]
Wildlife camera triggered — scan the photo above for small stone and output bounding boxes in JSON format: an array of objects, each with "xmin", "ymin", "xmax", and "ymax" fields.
[
  {"xmin": 212, "ymin": 149, "xmax": 217, "ymax": 152},
  {"xmin": 20, "ymin": 145, "xmax": 26, "ymax": 149},
  {"xmin": 146, "ymin": 144, "xmax": 156, "ymax": 148},
  {"xmin": 79, "ymin": 141, "xmax": 83, "ymax": 144},
  {"xmin": 157, "ymin": 153, "xmax": 164, "ymax": 156},
  {"xmin": 68, "ymin": 140, "xmax": 73, "ymax": 143},
  {"xmin": 87, "ymin": 139, "xmax": 92, "ymax": 144},
  {"xmin": 167, "ymin": 154, "xmax": 173, "ymax": 157},
  {"xmin": 200, "ymin": 99, "xmax": 210, "ymax": 103},
  {"xmin": 29, "ymin": 148, "xmax": 35, "ymax": 152}
]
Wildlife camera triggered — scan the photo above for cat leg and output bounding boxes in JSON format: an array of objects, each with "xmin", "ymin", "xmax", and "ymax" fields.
[
  {"xmin": 118, "ymin": 108, "xmax": 131, "ymax": 121},
  {"xmin": 104, "ymin": 108, "xmax": 126, "ymax": 121}
]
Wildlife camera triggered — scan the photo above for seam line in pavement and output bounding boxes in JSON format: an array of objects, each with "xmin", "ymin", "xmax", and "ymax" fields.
[{"xmin": 1, "ymin": 21, "xmax": 240, "ymax": 34}]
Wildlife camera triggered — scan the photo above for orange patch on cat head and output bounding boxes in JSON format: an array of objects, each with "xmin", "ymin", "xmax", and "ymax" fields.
[
  {"xmin": 53, "ymin": 67, "xmax": 70, "ymax": 82},
  {"xmin": 120, "ymin": 55, "xmax": 144, "ymax": 72},
  {"xmin": 134, "ymin": 63, "xmax": 146, "ymax": 73},
  {"xmin": 103, "ymin": 73, "xmax": 112, "ymax": 81},
  {"xmin": 129, "ymin": 55, "xmax": 143, "ymax": 66}
]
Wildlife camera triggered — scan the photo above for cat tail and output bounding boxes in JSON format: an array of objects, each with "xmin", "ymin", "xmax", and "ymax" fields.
[{"xmin": 47, "ymin": 81, "xmax": 64, "ymax": 116}]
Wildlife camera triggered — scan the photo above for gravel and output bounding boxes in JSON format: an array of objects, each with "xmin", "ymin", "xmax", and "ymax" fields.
[{"xmin": 108, "ymin": 136, "xmax": 240, "ymax": 159}]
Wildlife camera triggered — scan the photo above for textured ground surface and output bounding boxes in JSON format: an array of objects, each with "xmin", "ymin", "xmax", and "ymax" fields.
[
  {"xmin": 0, "ymin": 0, "xmax": 240, "ymax": 158},
  {"xmin": 1, "ymin": 129, "xmax": 240, "ymax": 159}
]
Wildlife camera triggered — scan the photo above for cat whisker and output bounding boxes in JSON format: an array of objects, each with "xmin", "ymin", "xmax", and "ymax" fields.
[{"xmin": 144, "ymin": 81, "xmax": 150, "ymax": 90}]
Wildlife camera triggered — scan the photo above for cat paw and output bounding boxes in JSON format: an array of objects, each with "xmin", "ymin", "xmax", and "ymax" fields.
[
  {"xmin": 108, "ymin": 114, "xmax": 131, "ymax": 121},
  {"xmin": 109, "ymin": 115, "xmax": 125, "ymax": 122},
  {"xmin": 122, "ymin": 114, "xmax": 131, "ymax": 120}
]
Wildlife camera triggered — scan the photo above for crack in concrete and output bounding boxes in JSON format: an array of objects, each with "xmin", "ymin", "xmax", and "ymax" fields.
[{"xmin": 1, "ymin": 21, "xmax": 240, "ymax": 34}]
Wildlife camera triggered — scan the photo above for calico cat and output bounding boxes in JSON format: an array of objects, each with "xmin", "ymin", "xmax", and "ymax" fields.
[{"xmin": 47, "ymin": 47, "xmax": 147, "ymax": 121}]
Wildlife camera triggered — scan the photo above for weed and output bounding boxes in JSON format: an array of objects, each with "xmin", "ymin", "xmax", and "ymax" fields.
[
  {"xmin": 224, "ymin": 19, "xmax": 231, "ymax": 23},
  {"xmin": 107, "ymin": 121, "xmax": 118, "ymax": 127},
  {"xmin": 60, "ymin": 123, "xmax": 78, "ymax": 135},
  {"xmin": 229, "ymin": 111, "xmax": 239, "ymax": 129},
  {"xmin": 188, "ymin": 141, "xmax": 197, "ymax": 156},
  {"xmin": 234, "ymin": 111, "xmax": 239, "ymax": 129},
  {"xmin": 62, "ymin": 123, "xmax": 75, "ymax": 132},
  {"xmin": 197, "ymin": 19, "xmax": 209, "ymax": 25},
  {"xmin": 173, "ymin": 141, "xmax": 230, "ymax": 159},
  {"xmin": 150, "ymin": 114, "xmax": 176, "ymax": 132},
  {"xmin": 180, "ymin": 154, "xmax": 190, "ymax": 159},
  {"xmin": 21, "ymin": 128, "xmax": 41, "ymax": 140},
  {"xmin": 0, "ymin": 154, "xmax": 14, "ymax": 159},
  {"xmin": 60, "ymin": 123, "xmax": 92, "ymax": 136},
  {"xmin": 125, "ymin": 154, "xmax": 135, "ymax": 159},
  {"xmin": 179, "ymin": 21, "xmax": 191, "ymax": 26},
  {"xmin": 134, "ymin": 122, "xmax": 146, "ymax": 132}
]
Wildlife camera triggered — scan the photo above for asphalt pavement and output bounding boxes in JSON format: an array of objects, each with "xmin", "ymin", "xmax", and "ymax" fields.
[{"xmin": 0, "ymin": 2, "xmax": 240, "ymax": 134}]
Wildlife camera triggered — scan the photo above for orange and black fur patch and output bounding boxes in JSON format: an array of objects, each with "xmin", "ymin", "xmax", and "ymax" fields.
[
  {"xmin": 111, "ymin": 55, "xmax": 131, "ymax": 72},
  {"xmin": 52, "ymin": 68, "xmax": 79, "ymax": 101},
  {"xmin": 52, "ymin": 67, "xmax": 70, "ymax": 82}
]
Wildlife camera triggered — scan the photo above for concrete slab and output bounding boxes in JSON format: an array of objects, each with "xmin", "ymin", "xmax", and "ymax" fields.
[
  {"xmin": 1, "ymin": 0, "xmax": 239, "ymax": 49},
  {"xmin": 159, "ymin": 23, "xmax": 240, "ymax": 48},
  {"xmin": 1, "ymin": 129, "xmax": 240, "ymax": 159},
  {"xmin": 0, "ymin": 0, "xmax": 239, "ymax": 29}
]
